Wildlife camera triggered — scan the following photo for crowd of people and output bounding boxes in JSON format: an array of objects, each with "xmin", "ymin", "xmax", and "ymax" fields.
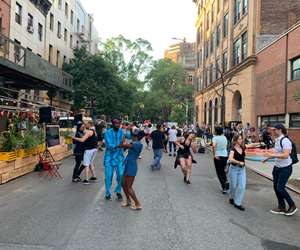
[{"xmin": 71, "ymin": 118, "xmax": 298, "ymax": 216}]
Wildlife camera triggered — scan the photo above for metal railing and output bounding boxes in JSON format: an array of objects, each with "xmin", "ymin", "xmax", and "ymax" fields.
[{"xmin": 0, "ymin": 33, "xmax": 26, "ymax": 67}]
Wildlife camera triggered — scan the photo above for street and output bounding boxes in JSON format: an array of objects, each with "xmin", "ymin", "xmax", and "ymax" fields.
[{"xmin": 0, "ymin": 148, "xmax": 300, "ymax": 250}]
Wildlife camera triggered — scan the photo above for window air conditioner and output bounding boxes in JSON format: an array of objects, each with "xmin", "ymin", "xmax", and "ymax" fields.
[{"xmin": 27, "ymin": 25, "xmax": 34, "ymax": 34}]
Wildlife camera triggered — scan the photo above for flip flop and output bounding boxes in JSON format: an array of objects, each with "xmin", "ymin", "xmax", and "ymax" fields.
[
  {"xmin": 121, "ymin": 201, "xmax": 131, "ymax": 207},
  {"xmin": 130, "ymin": 205, "xmax": 142, "ymax": 211}
]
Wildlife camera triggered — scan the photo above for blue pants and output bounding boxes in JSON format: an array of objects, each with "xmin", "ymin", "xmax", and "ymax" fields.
[
  {"xmin": 104, "ymin": 162, "xmax": 124, "ymax": 197},
  {"xmin": 169, "ymin": 141, "xmax": 176, "ymax": 155},
  {"xmin": 272, "ymin": 165, "xmax": 295, "ymax": 209},
  {"xmin": 152, "ymin": 149, "xmax": 163, "ymax": 169},
  {"xmin": 229, "ymin": 165, "xmax": 246, "ymax": 206}
]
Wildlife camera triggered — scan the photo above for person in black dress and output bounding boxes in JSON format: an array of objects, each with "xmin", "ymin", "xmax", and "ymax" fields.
[
  {"xmin": 175, "ymin": 131, "xmax": 197, "ymax": 184},
  {"xmin": 72, "ymin": 122, "xmax": 85, "ymax": 182}
]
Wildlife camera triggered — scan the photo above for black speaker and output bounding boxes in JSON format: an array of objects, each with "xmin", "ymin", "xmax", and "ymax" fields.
[
  {"xmin": 74, "ymin": 114, "xmax": 83, "ymax": 125},
  {"xmin": 39, "ymin": 107, "xmax": 52, "ymax": 124}
]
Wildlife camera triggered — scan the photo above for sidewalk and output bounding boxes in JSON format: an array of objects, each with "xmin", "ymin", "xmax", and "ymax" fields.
[{"xmin": 246, "ymin": 155, "xmax": 300, "ymax": 194}]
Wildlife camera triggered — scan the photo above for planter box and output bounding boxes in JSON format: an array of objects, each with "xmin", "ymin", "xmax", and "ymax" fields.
[
  {"xmin": 0, "ymin": 152, "xmax": 17, "ymax": 162},
  {"xmin": 0, "ymin": 143, "xmax": 72, "ymax": 184}
]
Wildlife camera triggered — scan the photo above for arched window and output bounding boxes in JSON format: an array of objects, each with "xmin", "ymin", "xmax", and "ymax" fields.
[
  {"xmin": 214, "ymin": 98, "xmax": 219, "ymax": 125},
  {"xmin": 204, "ymin": 102, "xmax": 207, "ymax": 124},
  {"xmin": 209, "ymin": 100, "xmax": 213, "ymax": 125}
]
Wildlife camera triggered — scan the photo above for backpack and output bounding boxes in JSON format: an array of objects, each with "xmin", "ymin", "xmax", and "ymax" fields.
[{"xmin": 280, "ymin": 136, "xmax": 299, "ymax": 165}]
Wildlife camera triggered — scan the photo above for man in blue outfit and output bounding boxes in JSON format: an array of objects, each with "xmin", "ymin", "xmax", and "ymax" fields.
[{"xmin": 104, "ymin": 118, "xmax": 124, "ymax": 201}]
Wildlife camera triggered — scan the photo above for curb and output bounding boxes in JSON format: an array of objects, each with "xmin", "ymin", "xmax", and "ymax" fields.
[{"xmin": 247, "ymin": 165, "xmax": 300, "ymax": 195}]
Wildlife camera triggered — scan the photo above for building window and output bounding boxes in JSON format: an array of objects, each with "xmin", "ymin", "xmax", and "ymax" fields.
[
  {"xmin": 223, "ymin": 13, "xmax": 228, "ymax": 38},
  {"xmin": 57, "ymin": 21, "xmax": 61, "ymax": 38},
  {"xmin": 65, "ymin": 2, "xmax": 68, "ymax": 18},
  {"xmin": 71, "ymin": 10, "xmax": 74, "ymax": 24},
  {"xmin": 63, "ymin": 55, "xmax": 67, "ymax": 64},
  {"xmin": 14, "ymin": 39, "xmax": 21, "ymax": 62},
  {"xmin": 0, "ymin": 17, "xmax": 2, "ymax": 33},
  {"xmin": 70, "ymin": 34, "xmax": 73, "ymax": 48},
  {"xmin": 204, "ymin": 103, "xmax": 207, "ymax": 124},
  {"xmin": 15, "ymin": 2, "xmax": 22, "ymax": 25},
  {"xmin": 58, "ymin": 0, "xmax": 62, "ymax": 9},
  {"xmin": 38, "ymin": 23, "xmax": 43, "ymax": 41},
  {"xmin": 50, "ymin": 13, "xmax": 54, "ymax": 31},
  {"xmin": 212, "ymin": 63, "xmax": 216, "ymax": 82},
  {"xmin": 242, "ymin": 0, "xmax": 248, "ymax": 15},
  {"xmin": 241, "ymin": 31, "xmax": 247, "ymax": 60},
  {"xmin": 290, "ymin": 113, "xmax": 300, "ymax": 128},
  {"xmin": 77, "ymin": 19, "xmax": 80, "ymax": 32},
  {"xmin": 27, "ymin": 13, "xmax": 33, "ymax": 33},
  {"xmin": 216, "ymin": 24, "xmax": 220, "ymax": 47},
  {"xmin": 197, "ymin": 29, "xmax": 201, "ymax": 44},
  {"xmin": 216, "ymin": 58, "xmax": 221, "ymax": 79},
  {"xmin": 261, "ymin": 115, "xmax": 285, "ymax": 127},
  {"xmin": 210, "ymin": 35, "xmax": 214, "ymax": 53},
  {"xmin": 188, "ymin": 75, "xmax": 193, "ymax": 83},
  {"xmin": 205, "ymin": 41, "xmax": 209, "ymax": 58},
  {"xmin": 217, "ymin": 0, "xmax": 221, "ymax": 13},
  {"xmin": 49, "ymin": 44, "xmax": 53, "ymax": 63},
  {"xmin": 209, "ymin": 64, "xmax": 213, "ymax": 84},
  {"xmin": 214, "ymin": 98, "xmax": 219, "ymax": 124},
  {"xmin": 223, "ymin": 51, "xmax": 228, "ymax": 72},
  {"xmin": 64, "ymin": 28, "xmax": 67, "ymax": 42},
  {"xmin": 234, "ymin": 0, "xmax": 241, "ymax": 24},
  {"xmin": 212, "ymin": 2, "xmax": 215, "ymax": 24},
  {"xmin": 197, "ymin": 50, "xmax": 202, "ymax": 68},
  {"xmin": 56, "ymin": 50, "xmax": 60, "ymax": 67},
  {"xmin": 291, "ymin": 57, "xmax": 300, "ymax": 80},
  {"xmin": 233, "ymin": 39, "xmax": 241, "ymax": 66},
  {"xmin": 209, "ymin": 101, "xmax": 213, "ymax": 125},
  {"xmin": 207, "ymin": 12, "xmax": 210, "ymax": 30}
]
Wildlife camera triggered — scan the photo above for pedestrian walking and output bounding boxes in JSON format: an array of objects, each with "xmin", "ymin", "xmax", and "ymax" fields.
[
  {"xmin": 163, "ymin": 124, "xmax": 169, "ymax": 153},
  {"xmin": 228, "ymin": 134, "xmax": 261, "ymax": 211},
  {"xmin": 175, "ymin": 131, "xmax": 197, "ymax": 184},
  {"xmin": 72, "ymin": 121, "xmax": 98, "ymax": 184},
  {"xmin": 144, "ymin": 124, "xmax": 152, "ymax": 149},
  {"xmin": 103, "ymin": 118, "xmax": 124, "ymax": 201},
  {"xmin": 168, "ymin": 125, "xmax": 177, "ymax": 157},
  {"xmin": 150, "ymin": 124, "xmax": 165, "ymax": 170},
  {"xmin": 120, "ymin": 130, "xmax": 143, "ymax": 210},
  {"xmin": 72, "ymin": 122, "xmax": 85, "ymax": 183},
  {"xmin": 212, "ymin": 127, "xmax": 229, "ymax": 194},
  {"xmin": 263, "ymin": 124, "xmax": 298, "ymax": 216}
]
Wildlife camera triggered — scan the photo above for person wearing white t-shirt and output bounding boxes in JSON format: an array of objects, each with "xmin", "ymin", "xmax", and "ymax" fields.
[
  {"xmin": 168, "ymin": 126, "xmax": 178, "ymax": 157},
  {"xmin": 263, "ymin": 124, "xmax": 297, "ymax": 216}
]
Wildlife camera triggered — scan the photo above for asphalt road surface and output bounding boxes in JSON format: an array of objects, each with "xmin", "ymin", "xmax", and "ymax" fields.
[{"xmin": 0, "ymin": 147, "xmax": 299, "ymax": 250}]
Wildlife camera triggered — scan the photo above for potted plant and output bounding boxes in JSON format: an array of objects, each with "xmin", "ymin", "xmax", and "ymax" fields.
[{"xmin": 0, "ymin": 131, "xmax": 17, "ymax": 161}]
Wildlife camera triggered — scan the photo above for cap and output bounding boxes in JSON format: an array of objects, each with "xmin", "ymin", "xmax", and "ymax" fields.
[{"xmin": 274, "ymin": 124, "xmax": 285, "ymax": 130}]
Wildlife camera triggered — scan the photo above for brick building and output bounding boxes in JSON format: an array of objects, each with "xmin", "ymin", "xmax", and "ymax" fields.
[
  {"xmin": 164, "ymin": 42, "xmax": 196, "ymax": 85},
  {"xmin": 193, "ymin": 0, "xmax": 300, "ymax": 131},
  {"xmin": 256, "ymin": 22, "xmax": 300, "ymax": 149},
  {"xmin": 0, "ymin": 0, "xmax": 10, "ymax": 37}
]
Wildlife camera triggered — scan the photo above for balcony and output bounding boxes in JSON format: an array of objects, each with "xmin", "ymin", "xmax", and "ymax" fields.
[
  {"xmin": 0, "ymin": 33, "xmax": 73, "ymax": 93},
  {"xmin": 29, "ymin": 0, "xmax": 52, "ymax": 16}
]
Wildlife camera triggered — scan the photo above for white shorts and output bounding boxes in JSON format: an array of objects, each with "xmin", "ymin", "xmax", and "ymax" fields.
[{"xmin": 83, "ymin": 148, "xmax": 97, "ymax": 167}]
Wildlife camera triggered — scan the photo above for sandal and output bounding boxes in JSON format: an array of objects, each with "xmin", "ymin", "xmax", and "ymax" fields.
[
  {"xmin": 130, "ymin": 205, "xmax": 142, "ymax": 211},
  {"xmin": 121, "ymin": 201, "xmax": 131, "ymax": 207}
]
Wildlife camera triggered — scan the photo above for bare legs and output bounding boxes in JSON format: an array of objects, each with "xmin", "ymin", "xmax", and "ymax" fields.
[
  {"xmin": 179, "ymin": 156, "xmax": 192, "ymax": 183},
  {"xmin": 122, "ymin": 176, "xmax": 141, "ymax": 209}
]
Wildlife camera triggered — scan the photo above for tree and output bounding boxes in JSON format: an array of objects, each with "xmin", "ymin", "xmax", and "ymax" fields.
[
  {"xmin": 100, "ymin": 35, "xmax": 153, "ymax": 89},
  {"xmin": 63, "ymin": 47, "xmax": 135, "ymax": 118},
  {"xmin": 144, "ymin": 59, "xmax": 194, "ymax": 123}
]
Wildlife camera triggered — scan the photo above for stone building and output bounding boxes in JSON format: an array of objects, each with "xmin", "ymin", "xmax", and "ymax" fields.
[{"xmin": 193, "ymin": 0, "xmax": 300, "ymax": 130}]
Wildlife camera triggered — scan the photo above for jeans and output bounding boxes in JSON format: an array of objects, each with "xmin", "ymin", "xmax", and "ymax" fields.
[
  {"xmin": 152, "ymin": 149, "xmax": 163, "ymax": 169},
  {"xmin": 169, "ymin": 141, "xmax": 176, "ymax": 155},
  {"xmin": 272, "ymin": 165, "xmax": 295, "ymax": 209},
  {"xmin": 72, "ymin": 154, "xmax": 83, "ymax": 179},
  {"xmin": 214, "ymin": 157, "xmax": 229, "ymax": 190},
  {"xmin": 229, "ymin": 165, "xmax": 246, "ymax": 206}
]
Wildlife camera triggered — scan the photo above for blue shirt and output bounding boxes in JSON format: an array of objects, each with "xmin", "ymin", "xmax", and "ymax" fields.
[
  {"xmin": 212, "ymin": 135, "xmax": 228, "ymax": 157},
  {"xmin": 104, "ymin": 128, "xmax": 124, "ymax": 166},
  {"xmin": 126, "ymin": 141, "xmax": 143, "ymax": 162}
]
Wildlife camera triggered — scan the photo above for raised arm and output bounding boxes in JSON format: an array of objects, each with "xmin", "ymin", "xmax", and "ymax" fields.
[{"xmin": 73, "ymin": 130, "xmax": 92, "ymax": 142}]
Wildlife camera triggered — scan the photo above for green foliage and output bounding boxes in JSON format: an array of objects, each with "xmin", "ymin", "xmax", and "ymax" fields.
[
  {"xmin": 0, "ymin": 131, "xmax": 18, "ymax": 152},
  {"xmin": 141, "ymin": 59, "xmax": 194, "ymax": 123},
  {"xmin": 23, "ymin": 132, "xmax": 38, "ymax": 150}
]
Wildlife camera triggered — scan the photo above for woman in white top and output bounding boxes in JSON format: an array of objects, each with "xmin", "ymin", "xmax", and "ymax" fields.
[{"xmin": 168, "ymin": 126, "xmax": 178, "ymax": 157}]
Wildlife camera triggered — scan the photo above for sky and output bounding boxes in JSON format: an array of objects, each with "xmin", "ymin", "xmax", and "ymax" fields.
[{"xmin": 80, "ymin": 0, "xmax": 197, "ymax": 59}]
